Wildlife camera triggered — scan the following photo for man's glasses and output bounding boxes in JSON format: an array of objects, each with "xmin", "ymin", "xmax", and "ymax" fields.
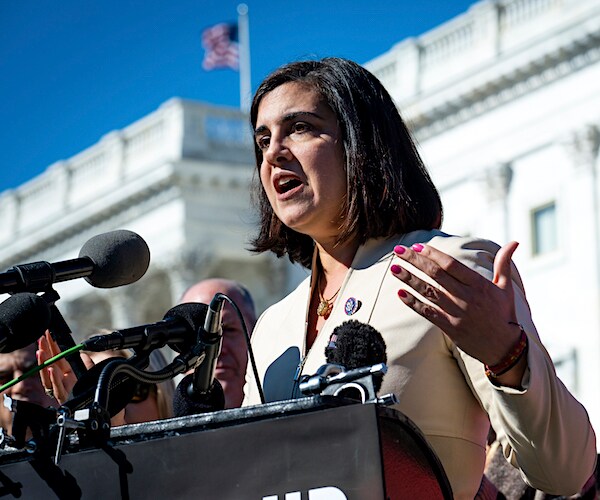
[{"xmin": 131, "ymin": 382, "xmax": 157, "ymax": 404}]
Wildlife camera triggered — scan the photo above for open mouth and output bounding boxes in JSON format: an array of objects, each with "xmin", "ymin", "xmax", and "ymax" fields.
[{"xmin": 275, "ymin": 176, "xmax": 302, "ymax": 194}]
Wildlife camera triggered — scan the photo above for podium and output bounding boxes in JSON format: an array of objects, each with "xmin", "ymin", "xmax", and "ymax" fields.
[{"xmin": 0, "ymin": 396, "xmax": 452, "ymax": 499}]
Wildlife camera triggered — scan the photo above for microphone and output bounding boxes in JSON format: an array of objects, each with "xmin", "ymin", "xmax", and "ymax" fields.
[
  {"xmin": 82, "ymin": 302, "xmax": 209, "ymax": 354},
  {"xmin": 172, "ymin": 294, "xmax": 225, "ymax": 417},
  {"xmin": 325, "ymin": 320, "xmax": 387, "ymax": 392},
  {"xmin": 172, "ymin": 374, "xmax": 225, "ymax": 417},
  {"xmin": 76, "ymin": 304, "xmax": 207, "ymax": 419},
  {"xmin": 193, "ymin": 294, "xmax": 225, "ymax": 393},
  {"xmin": 0, "ymin": 292, "xmax": 52, "ymax": 353},
  {"xmin": 0, "ymin": 229, "xmax": 150, "ymax": 294}
]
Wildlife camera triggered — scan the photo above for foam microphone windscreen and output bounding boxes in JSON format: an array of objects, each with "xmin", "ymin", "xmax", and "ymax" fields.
[
  {"xmin": 163, "ymin": 302, "xmax": 209, "ymax": 353},
  {"xmin": 0, "ymin": 292, "xmax": 52, "ymax": 353},
  {"xmin": 79, "ymin": 230, "xmax": 151, "ymax": 288},
  {"xmin": 325, "ymin": 320, "xmax": 387, "ymax": 392},
  {"xmin": 173, "ymin": 375, "xmax": 225, "ymax": 417}
]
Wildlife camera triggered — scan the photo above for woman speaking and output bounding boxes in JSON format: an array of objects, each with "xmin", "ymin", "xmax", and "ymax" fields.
[{"xmin": 242, "ymin": 57, "xmax": 596, "ymax": 499}]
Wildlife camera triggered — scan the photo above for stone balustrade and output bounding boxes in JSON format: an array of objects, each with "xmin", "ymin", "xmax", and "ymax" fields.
[
  {"xmin": 367, "ymin": 0, "xmax": 573, "ymax": 102},
  {"xmin": 0, "ymin": 99, "xmax": 253, "ymax": 259}
]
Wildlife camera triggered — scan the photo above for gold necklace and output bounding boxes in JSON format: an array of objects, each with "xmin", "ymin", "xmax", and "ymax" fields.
[{"xmin": 316, "ymin": 274, "xmax": 341, "ymax": 318}]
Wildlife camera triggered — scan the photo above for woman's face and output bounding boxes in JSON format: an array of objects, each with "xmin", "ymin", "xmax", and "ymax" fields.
[{"xmin": 255, "ymin": 82, "xmax": 347, "ymax": 242}]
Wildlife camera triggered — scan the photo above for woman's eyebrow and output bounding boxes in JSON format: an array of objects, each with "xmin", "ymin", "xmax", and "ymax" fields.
[
  {"xmin": 281, "ymin": 110, "xmax": 322, "ymax": 122},
  {"xmin": 253, "ymin": 125, "xmax": 268, "ymax": 137},
  {"xmin": 254, "ymin": 110, "xmax": 323, "ymax": 136}
]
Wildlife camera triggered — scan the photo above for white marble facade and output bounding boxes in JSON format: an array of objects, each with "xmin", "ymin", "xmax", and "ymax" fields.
[
  {"xmin": 1, "ymin": 0, "xmax": 598, "ymax": 441},
  {"xmin": 0, "ymin": 99, "xmax": 305, "ymax": 341},
  {"xmin": 366, "ymin": 0, "xmax": 600, "ymax": 443}
]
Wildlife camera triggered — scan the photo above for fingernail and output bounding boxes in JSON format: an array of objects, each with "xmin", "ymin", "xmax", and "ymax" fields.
[
  {"xmin": 398, "ymin": 289, "xmax": 408, "ymax": 298},
  {"xmin": 412, "ymin": 243, "xmax": 424, "ymax": 252},
  {"xmin": 394, "ymin": 245, "xmax": 405, "ymax": 255},
  {"xmin": 390, "ymin": 264, "xmax": 402, "ymax": 274}
]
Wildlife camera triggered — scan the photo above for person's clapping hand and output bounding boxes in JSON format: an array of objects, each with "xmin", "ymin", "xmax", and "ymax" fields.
[
  {"xmin": 37, "ymin": 330, "xmax": 80, "ymax": 404},
  {"xmin": 37, "ymin": 331, "xmax": 127, "ymax": 425},
  {"xmin": 390, "ymin": 241, "xmax": 527, "ymax": 386}
]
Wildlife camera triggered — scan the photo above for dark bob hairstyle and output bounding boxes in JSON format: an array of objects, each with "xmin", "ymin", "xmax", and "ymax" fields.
[{"xmin": 250, "ymin": 57, "xmax": 442, "ymax": 268}]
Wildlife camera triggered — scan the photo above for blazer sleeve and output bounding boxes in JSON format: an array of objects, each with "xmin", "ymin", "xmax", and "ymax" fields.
[{"xmin": 431, "ymin": 235, "xmax": 597, "ymax": 496}]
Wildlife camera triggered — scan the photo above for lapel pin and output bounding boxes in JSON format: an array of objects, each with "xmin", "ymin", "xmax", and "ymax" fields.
[{"xmin": 344, "ymin": 297, "xmax": 361, "ymax": 316}]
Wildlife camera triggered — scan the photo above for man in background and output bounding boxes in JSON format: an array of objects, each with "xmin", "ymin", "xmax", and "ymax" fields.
[
  {"xmin": 180, "ymin": 278, "xmax": 257, "ymax": 409},
  {"xmin": 0, "ymin": 344, "xmax": 55, "ymax": 435}
]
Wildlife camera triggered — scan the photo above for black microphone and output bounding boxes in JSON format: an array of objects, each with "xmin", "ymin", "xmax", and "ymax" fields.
[
  {"xmin": 172, "ymin": 294, "xmax": 225, "ymax": 417},
  {"xmin": 0, "ymin": 229, "xmax": 150, "ymax": 294},
  {"xmin": 0, "ymin": 292, "xmax": 52, "ymax": 353},
  {"xmin": 82, "ymin": 302, "xmax": 209, "ymax": 353},
  {"xmin": 324, "ymin": 320, "xmax": 387, "ymax": 392},
  {"xmin": 63, "ymin": 302, "xmax": 208, "ymax": 417},
  {"xmin": 193, "ymin": 294, "xmax": 224, "ymax": 393},
  {"xmin": 173, "ymin": 374, "xmax": 225, "ymax": 417}
]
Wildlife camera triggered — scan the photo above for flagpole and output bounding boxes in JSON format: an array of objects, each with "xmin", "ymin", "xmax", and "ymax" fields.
[{"xmin": 237, "ymin": 4, "xmax": 251, "ymax": 113}]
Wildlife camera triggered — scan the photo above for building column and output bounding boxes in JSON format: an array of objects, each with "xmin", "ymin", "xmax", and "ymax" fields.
[
  {"xmin": 567, "ymin": 125, "xmax": 600, "ymax": 282},
  {"xmin": 470, "ymin": 0, "xmax": 501, "ymax": 59},
  {"xmin": 393, "ymin": 38, "xmax": 422, "ymax": 100},
  {"xmin": 168, "ymin": 246, "xmax": 213, "ymax": 306},
  {"xmin": 100, "ymin": 131, "xmax": 126, "ymax": 182},
  {"xmin": 563, "ymin": 124, "xmax": 600, "ymax": 434},
  {"xmin": 483, "ymin": 161, "xmax": 513, "ymax": 243},
  {"xmin": 108, "ymin": 288, "xmax": 144, "ymax": 330}
]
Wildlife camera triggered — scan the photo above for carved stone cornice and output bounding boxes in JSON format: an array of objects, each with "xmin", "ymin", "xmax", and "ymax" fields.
[
  {"xmin": 0, "ymin": 179, "xmax": 179, "ymax": 270},
  {"xmin": 408, "ymin": 27, "xmax": 600, "ymax": 141},
  {"xmin": 0, "ymin": 156, "xmax": 253, "ymax": 270}
]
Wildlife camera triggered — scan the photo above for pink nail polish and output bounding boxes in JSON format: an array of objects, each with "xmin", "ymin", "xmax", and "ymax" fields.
[
  {"xmin": 398, "ymin": 289, "xmax": 408, "ymax": 298},
  {"xmin": 412, "ymin": 243, "xmax": 424, "ymax": 252},
  {"xmin": 390, "ymin": 264, "xmax": 402, "ymax": 274},
  {"xmin": 394, "ymin": 245, "xmax": 405, "ymax": 255}
]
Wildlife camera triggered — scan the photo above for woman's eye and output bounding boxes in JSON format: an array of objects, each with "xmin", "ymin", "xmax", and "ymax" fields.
[
  {"xmin": 256, "ymin": 136, "xmax": 270, "ymax": 150},
  {"xmin": 292, "ymin": 122, "xmax": 310, "ymax": 133}
]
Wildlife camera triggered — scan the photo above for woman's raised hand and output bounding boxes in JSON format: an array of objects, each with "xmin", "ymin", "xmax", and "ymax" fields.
[{"xmin": 390, "ymin": 241, "xmax": 525, "ymax": 375}]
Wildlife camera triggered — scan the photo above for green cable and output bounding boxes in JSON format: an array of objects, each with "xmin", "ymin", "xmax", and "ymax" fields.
[{"xmin": 0, "ymin": 343, "xmax": 85, "ymax": 393}]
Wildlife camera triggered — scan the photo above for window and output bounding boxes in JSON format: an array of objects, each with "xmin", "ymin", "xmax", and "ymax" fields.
[{"xmin": 531, "ymin": 202, "xmax": 557, "ymax": 256}]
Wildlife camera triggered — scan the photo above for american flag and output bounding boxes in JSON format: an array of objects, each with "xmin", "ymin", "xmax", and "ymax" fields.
[{"xmin": 201, "ymin": 23, "xmax": 239, "ymax": 71}]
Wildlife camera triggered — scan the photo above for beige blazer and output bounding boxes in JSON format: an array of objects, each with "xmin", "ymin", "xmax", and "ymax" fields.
[{"xmin": 243, "ymin": 230, "xmax": 596, "ymax": 499}]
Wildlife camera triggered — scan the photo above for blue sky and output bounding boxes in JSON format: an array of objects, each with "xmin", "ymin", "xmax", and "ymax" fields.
[{"xmin": 0, "ymin": 0, "xmax": 475, "ymax": 193}]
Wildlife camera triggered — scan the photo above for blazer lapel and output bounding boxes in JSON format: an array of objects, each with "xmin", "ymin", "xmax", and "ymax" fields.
[{"xmin": 302, "ymin": 235, "xmax": 403, "ymax": 374}]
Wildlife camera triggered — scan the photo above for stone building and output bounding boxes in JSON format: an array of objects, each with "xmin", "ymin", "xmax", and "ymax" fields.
[
  {"xmin": 0, "ymin": 99, "xmax": 305, "ymax": 340},
  {"xmin": 366, "ymin": 0, "xmax": 600, "ymax": 439}
]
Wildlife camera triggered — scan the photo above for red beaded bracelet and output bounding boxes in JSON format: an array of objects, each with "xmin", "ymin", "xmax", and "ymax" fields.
[{"xmin": 485, "ymin": 323, "xmax": 528, "ymax": 378}]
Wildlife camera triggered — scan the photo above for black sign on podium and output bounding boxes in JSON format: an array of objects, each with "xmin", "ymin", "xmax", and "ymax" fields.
[{"xmin": 0, "ymin": 396, "xmax": 452, "ymax": 499}]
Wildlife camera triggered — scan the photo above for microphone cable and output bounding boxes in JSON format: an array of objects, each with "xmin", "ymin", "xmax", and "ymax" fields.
[
  {"xmin": 0, "ymin": 343, "xmax": 84, "ymax": 393},
  {"xmin": 217, "ymin": 293, "xmax": 265, "ymax": 405}
]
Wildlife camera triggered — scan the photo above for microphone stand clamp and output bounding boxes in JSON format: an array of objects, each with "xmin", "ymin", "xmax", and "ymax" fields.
[
  {"xmin": 73, "ymin": 402, "xmax": 111, "ymax": 448},
  {"xmin": 299, "ymin": 363, "xmax": 398, "ymax": 405}
]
